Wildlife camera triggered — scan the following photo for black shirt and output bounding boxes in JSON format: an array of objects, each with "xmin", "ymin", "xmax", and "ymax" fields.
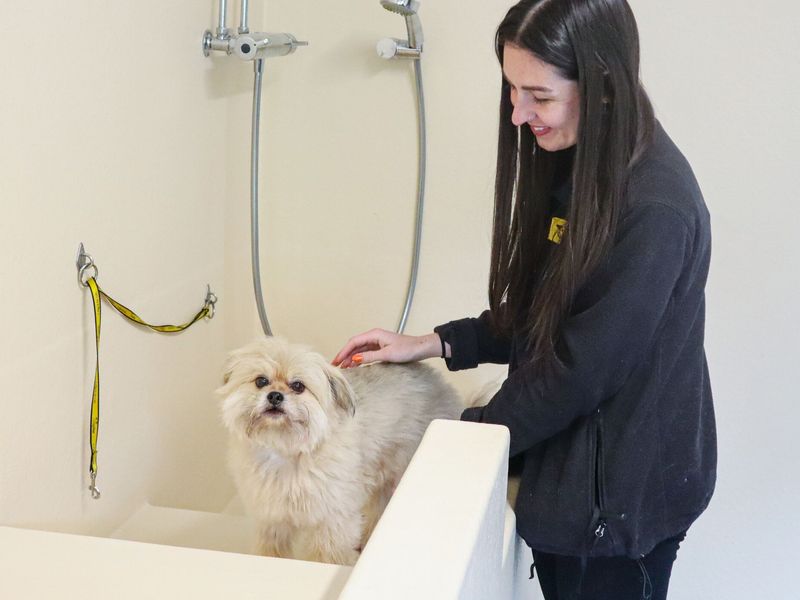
[{"xmin": 434, "ymin": 122, "xmax": 716, "ymax": 558}]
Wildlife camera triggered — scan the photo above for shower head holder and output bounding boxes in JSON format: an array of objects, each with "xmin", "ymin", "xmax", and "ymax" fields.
[{"xmin": 377, "ymin": 37, "xmax": 421, "ymax": 59}]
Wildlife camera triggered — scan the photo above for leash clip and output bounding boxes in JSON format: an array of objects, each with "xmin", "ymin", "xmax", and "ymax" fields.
[
  {"xmin": 205, "ymin": 284, "xmax": 218, "ymax": 319},
  {"xmin": 76, "ymin": 243, "xmax": 99, "ymax": 287},
  {"xmin": 89, "ymin": 473, "xmax": 101, "ymax": 500}
]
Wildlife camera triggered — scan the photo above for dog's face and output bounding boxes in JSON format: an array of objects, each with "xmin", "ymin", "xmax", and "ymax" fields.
[{"xmin": 217, "ymin": 337, "xmax": 355, "ymax": 455}]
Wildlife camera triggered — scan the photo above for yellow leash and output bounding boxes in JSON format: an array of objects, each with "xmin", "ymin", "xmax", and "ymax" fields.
[
  {"xmin": 87, "ymin": 277, "xmax": 102, "ymax": 499},
  {"xmin": 98, "ymin": 284, "xmax": 214, "ymax": 332},
  {"xmin": 77, "ymin": 246, "xmax": 216, "ymax": 499}
]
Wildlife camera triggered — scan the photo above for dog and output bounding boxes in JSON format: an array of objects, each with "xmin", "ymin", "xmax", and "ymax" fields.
[{"xmin": 217, "ymin": 336, "xmax": 463, "ymax": 565}]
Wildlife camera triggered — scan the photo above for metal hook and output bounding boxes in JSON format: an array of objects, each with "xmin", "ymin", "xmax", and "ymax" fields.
[
  {"xmin": 79, "ymin": 263, "xmax": 99, "ymax": 287},
  {"xmin": 205, "ymin": 284, "xmax": 218, "ymax": 319},
  {"xmin": 76, "ymin": 243, "xmax": 98, "ymax": 287},
  {"xmin": 89, "ymin": 473, "xmax": 101, "ymax": 500},
  {"xmin": 76, "ymin": 243, "xmax": 91, "ymax": 271}
]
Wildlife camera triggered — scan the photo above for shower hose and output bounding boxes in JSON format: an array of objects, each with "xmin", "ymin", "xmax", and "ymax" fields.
[{"xmin": 249, "ymin": 57, "xmax": 427, "ymax": 336}]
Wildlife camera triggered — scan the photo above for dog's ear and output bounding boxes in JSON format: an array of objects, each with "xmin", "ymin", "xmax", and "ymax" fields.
[
  {"xmin": 325, "ymin": 366, "xmax": 356, "ymax": 417},
  {"xmin": 216, "ymin": 354, "xmax": 239, "ymax": 395}
]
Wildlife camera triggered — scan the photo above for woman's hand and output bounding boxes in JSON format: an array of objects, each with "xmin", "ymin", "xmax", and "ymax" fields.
[{"xmin": 331, "ymin": 329, "xmax": 443, "ymax": 368}]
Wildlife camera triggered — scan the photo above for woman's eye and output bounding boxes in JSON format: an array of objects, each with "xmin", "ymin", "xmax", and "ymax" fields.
[
  {"xmin": 290, "ymin": 381, "xmax": 305, "ymax": 394},
  {"xmin": 533, "ymin": 97, "xmax": 550, "ymax": 104},
  {"xmin": 255, "ymin": 376, "xmax": 269, "ymax": 388}
]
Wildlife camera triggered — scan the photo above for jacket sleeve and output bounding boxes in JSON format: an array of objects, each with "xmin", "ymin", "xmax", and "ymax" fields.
[
  {"xmin": 461, "ymin": 202, "xmax": 693, "ymax": 458},
  {"xmin": 434, "ymin": 308, "xmax": 512, "ymax": 370}
]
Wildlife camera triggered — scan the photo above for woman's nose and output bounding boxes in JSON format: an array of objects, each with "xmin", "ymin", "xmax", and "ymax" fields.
[{"xmin": 511, "ymin": 97, "xmax": 534, "ymax": 127}]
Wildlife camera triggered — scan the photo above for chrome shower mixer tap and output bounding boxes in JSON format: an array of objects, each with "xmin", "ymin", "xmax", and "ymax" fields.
[{"xmin": 202, "ymin": 0, "xmax": 307, "ymax": 60}]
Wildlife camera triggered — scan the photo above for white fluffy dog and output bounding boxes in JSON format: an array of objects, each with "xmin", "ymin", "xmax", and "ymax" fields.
[{"xmin": 217, "ymin": 336, "xmax": 463, "ymax": 565}]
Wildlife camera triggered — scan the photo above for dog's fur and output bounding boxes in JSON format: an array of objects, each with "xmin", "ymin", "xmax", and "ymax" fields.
[{"xmin": 217, "ymin": 337, "xmax": 463, "ymax": 565}]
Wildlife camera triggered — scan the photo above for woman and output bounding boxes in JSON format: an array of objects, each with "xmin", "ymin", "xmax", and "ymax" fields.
[{"xmin": 333, "ymin": 1, "xmax": 716, "ymax": 598}]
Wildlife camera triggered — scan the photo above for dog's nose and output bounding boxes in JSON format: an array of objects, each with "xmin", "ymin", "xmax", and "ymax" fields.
[{"xmin": 267, "ymin": 391, "xmax": 284, "ymax": 407}]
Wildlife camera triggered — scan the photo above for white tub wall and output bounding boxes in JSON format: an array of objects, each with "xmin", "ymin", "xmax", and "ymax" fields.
[
  {"xmin": 1, "ymin": 420, "xmax": 525, "ymax": 600},
  {"xmin": 0, "ymin": 527, "xmax": 352, "ymax": 600},
  {"xmin": 0, "ymin": 1, "xmax": 236, "ymax": 535},
  {"xmin": 339, "ymin": 420, "xmax": 512, "ymax": 600}
]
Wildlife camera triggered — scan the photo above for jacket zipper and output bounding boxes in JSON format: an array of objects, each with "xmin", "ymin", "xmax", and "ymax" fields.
[
  {"xmin": 592, "ymin": 409, "xmax": 606, "ymax": 547},
  {"xmin": 594, "ymin": 519, "xmax": 607, "ymax": 539},
  {"xmin": 591, "ymin": 409, "xmax": 625, "ymax": 551}
]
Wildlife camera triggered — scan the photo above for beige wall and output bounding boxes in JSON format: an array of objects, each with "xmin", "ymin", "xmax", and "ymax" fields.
[
  {"xmin": 1, "ymin": 1, "xmax": 798, "ymax": 598},
  {"xmin": 0, "ymin": 2, "xmax": 234, "ymax": 535}
]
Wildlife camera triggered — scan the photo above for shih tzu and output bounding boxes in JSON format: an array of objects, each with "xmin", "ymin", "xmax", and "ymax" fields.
[{"xmin": 217, "ymin": 336, "xmax": 463, "ymax": 565}]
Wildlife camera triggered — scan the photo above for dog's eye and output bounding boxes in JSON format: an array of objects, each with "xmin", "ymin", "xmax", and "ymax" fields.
[
  {"xmin": 254, "ymin": 376, "xmax": 269, "ymax": 388},
  {"xmin": 289, "ymin": 381, "xmax": 305, "ymax": 394}
]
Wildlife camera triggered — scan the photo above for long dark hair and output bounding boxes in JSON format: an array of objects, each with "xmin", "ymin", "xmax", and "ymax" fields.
[{"xmin": 489, "ymin": 0, "xmax": 655, "ymax": 371}]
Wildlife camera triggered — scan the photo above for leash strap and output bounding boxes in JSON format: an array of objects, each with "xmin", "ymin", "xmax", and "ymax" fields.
[
  {"xmin": 99, "ymin": 288, "xmax": 212, "ymax": 332},
  {"xmin": 87, "ymin": 277, "xmax": 102, "ymax": 499},
  {"xmin": 79, "ymin": 252, "xmax": 216, "ymax": 500}
]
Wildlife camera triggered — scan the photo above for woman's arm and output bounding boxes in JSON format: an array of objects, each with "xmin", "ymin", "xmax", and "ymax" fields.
[{"xmin": 331, "ymin": 306, "xmax": 513, "ymax": 370}]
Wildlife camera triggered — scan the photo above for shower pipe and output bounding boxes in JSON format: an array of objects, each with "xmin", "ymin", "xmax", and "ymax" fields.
[
  {"xmin": 250, "ymin": 59, "xmax": 270, "ymax": 335},
  {"xmin": 395, "ymin": 59, "xmax": 426, "ymax": 334}
]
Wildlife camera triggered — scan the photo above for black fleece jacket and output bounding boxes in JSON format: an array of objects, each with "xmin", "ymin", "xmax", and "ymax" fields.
[{"xmin": 434, "ymin": 123, "xmax": 716, "ymax": 558}]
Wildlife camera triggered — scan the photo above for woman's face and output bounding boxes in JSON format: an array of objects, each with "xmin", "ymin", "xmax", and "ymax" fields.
[{"xmin": 503, "ymin": 43, "xmax": 581, "ymax": 152}]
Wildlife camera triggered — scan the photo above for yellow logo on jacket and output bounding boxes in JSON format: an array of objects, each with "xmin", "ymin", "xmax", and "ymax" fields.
[{"xmin": 548, "ymin": 217, "xmax": 567, "ymax": 244}]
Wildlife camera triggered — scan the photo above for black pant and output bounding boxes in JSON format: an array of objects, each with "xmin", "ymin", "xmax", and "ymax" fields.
[{"xmin": 532, "ymin": 532, "xmax": 686, "ymax": 600}]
